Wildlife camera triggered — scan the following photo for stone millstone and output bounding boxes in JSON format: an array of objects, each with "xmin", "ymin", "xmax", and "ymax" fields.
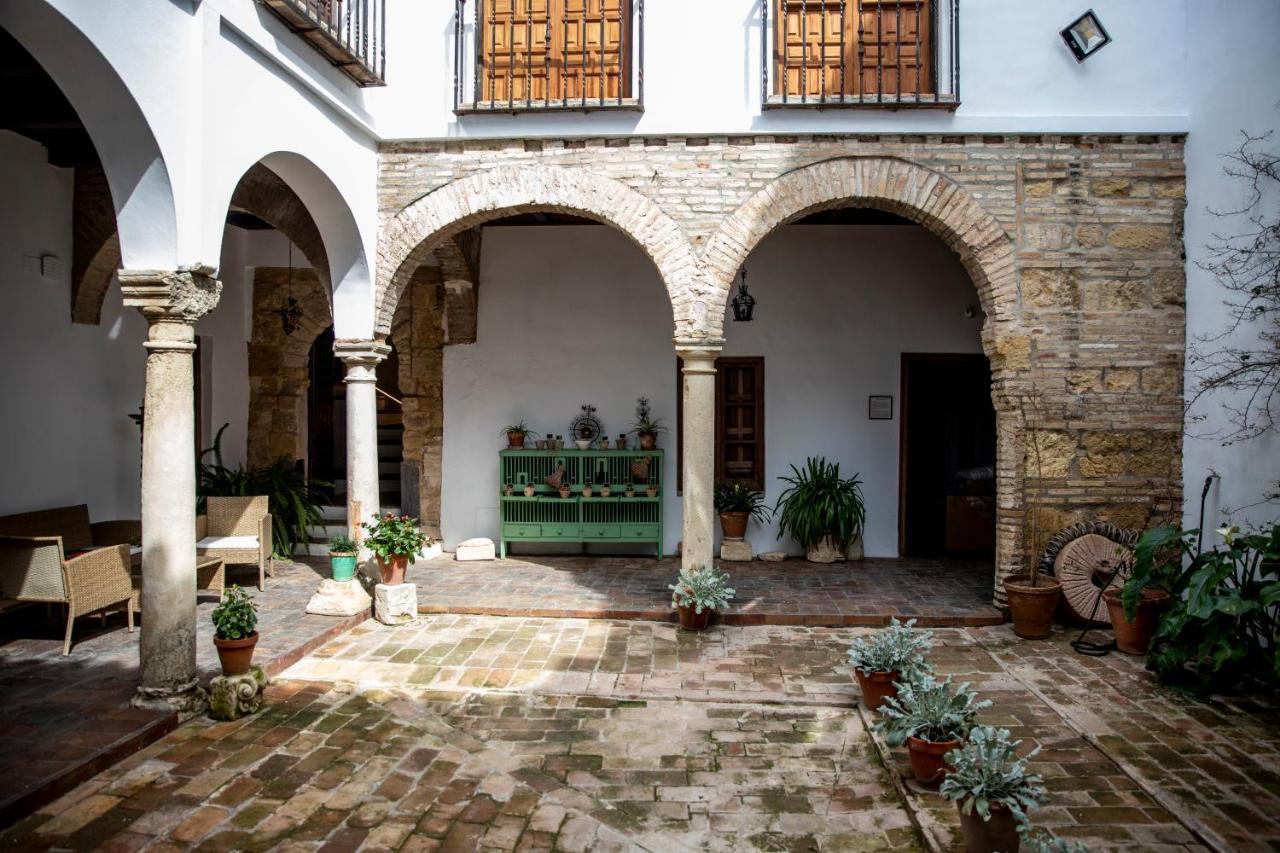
[
  {"xmin": 456, "ymin": 538, "xmax": 496, "ymax": 561},
  {"xmin": 306, "ymin": 578, "xmax": 372, "ymax": 617},
  {"xmin": 759, "ymin": 551, "xmax": 787, "ymax": 562},
  {"xmin": 209, "ymin": 665, "xmax": 267, "ymax": 721},
  {"xmin": 720, "ymin": 538, "xmax": 753, "ymax": 562},
  {"xmin": 374, "ymin": 582, "xmax": 418, "ymax": 625}
]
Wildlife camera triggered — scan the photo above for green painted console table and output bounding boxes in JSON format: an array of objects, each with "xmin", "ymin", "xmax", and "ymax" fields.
[{"xmin": 498, "ymin": 449, "xmax": 664, "ymax": 558}]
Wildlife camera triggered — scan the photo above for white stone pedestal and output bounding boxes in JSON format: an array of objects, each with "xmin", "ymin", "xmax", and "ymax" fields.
[
  {"xmin": 720, "ymin": 538, "xmax": 753, "ymax": 562},
  {"xmin": 456, "ymin": 538, "xmax": 496, "ymax": 561},
  {"xmin": 374, "ymin": 582, "xmax": 418, "ymax": 625},
  {"xmin": 306, "ymin": 578, "xmax": 372, "ymax": 617}
]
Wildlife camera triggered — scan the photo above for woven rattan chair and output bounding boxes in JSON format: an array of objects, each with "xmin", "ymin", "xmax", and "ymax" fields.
[
  {"xmin": 0, "ymin": 539, "xmax": 134, "ymax": 654},
  {"xmin": 197, "ymin": 496, "xmax": 273, "ymax": 590}
]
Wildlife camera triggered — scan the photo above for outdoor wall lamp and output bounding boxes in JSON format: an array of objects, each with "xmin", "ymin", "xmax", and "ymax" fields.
[
  {"xmin": 731, "ymin": 266, "xmax": 755, "ymax": 322},
  {"xmin": 1061, "ymin": 10, "xmax": 1111, "ymax": 62},
  {"xmin": 278, "ymin": 241, "xmax": 304, "ymax": 335}
]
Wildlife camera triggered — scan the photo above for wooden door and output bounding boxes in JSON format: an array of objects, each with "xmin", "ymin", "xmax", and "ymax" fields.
[
  {"xmin": 776, "ymin": 0, "xmax": 932, "ymax": 99},
  {"xmin": 716, "ymin": 358, "xmax": 765, "ymax": 490},
  {"xmin": 480, "ymin": 0, "xmax": 630, "ymax": 104}
]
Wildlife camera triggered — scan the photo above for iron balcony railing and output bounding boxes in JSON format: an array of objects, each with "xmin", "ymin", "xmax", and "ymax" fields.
[
  {"xmin": 260, "ymin": 0, "xmax": 387, "ymax": 86},
  {"xmin": 453, "ymin": 0, "xmax": 644, "ymax": 114},
  {"xmin": 762, "ymin": 0, "xmax": 959, "ymax": 109}
]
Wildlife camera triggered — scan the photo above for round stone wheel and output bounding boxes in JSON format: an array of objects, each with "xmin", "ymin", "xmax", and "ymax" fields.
[{"xmin": 1052, "ymin": 533, "xmax": 1134, "ymax": 626}]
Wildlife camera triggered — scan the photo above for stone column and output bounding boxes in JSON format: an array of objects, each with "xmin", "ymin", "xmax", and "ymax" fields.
[
  {"xmin": 335, "ymin": 339, "xmax": 390, "ymax": 539},
  {"xmin": 677, "ymin": 344, "xmax": 720, "ymax": 571},
  {"xmin": 120, "ymin": 267, "xmax": 221, "ymax": 717}
]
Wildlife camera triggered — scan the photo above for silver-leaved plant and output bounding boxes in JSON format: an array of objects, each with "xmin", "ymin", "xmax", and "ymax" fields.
[
  {"xmin": 940, "ymin": 726, "xmax": 1046, "ymax": 831},
  {"xmin": 874, "ymin": 674, "xmax": 991, "ymax": 746},
  {"xmin": 847, "ymin": 617, "xmax": 933, "ymax": 677}
]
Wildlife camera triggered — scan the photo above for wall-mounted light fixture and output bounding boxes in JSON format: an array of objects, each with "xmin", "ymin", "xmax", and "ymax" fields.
[
  {"xmin": 278, "ymin": 240, "xmax": 304, "ymax": 335},
  {"xmin": 731, "ymin": 266, "xmax": 755, "ymax": 322},
  {"xmin": 1061, "ymin": 10, "xmax": 1111, "ymax": 62}
]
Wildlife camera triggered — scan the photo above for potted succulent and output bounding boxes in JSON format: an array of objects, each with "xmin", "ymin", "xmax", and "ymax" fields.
[
  {"xmin": 328, "ymin": 534, "xmax": 359, "ymax": 582},
  {"xmin": 601, "ymin": 483, "xmax": 612, "ymax": 497},
  {"xmin": 211, "ymin": 585, "xmax": 259, "ymax": 676},
  {"xmin": 624, "ymin": 483, "xmax": 636, "ymax": 498},
  {"xmin": 847, "ymin": 618, "xmax": 933, "ymax": 712},
  {"xmin": 941, "ymin": 727, "xmax": 1046, "ymax": 853},
  {"xmin": 713, "ymin": 482, "xmax": 768, "ymax": 539},
  {"xmin": 774, "ymin": 457, "xmax": 866, "ymax": 562},
  {"xmin": 669, "ymin": 565, "xmax": 735, "ymax": 631},
  {"xmin": 631, "ymin": 397, "xmax": 666, "ymax": 450},
  {"xmin": 875, "ymin": 675, "xmax": 990, "ymax": 788},
  {"xmin": 361, "ymin": 512, "xmax": 430, "ymax": 585},
  {"xmin": 501, "ymin": 420, "xmax": 531, "ymax": 449}
]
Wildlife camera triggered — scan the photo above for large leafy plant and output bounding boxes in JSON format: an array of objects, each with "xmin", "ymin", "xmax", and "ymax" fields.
[
  {"xmin": 198, "ymin": 424, "xmax": 328, "ymax": 558},
  {"xmin": 211, "ymin": 585, "xmax": 258, "ymax": 640},
  {"xmin": 669, "ymin": 565, "xmax": 735, "ymax": 614},
  {"xmin": 875, "ymin": 674, "xmax": 991, "ymax": 746},
  {"xmin": 847, "ymin": 618, "xmax": 933, "ymax": 676},
  {"xmin": 713, "ymin": 482, "xmax": 769, "ymax": 522},
  {"xmin": 1124, "ymin": 521, "xmax": 1280, "ymax": 691},
  {"xmin": 774, "ymin": 457, "xmax": 866, "ymax": 551},
  {"xmin": 941, "ymin": 726, "xmax": 1046, "ymax": 832},
  {"xmin": 361, "ymin": 512, "xmax": 431, "ymax": 563}
]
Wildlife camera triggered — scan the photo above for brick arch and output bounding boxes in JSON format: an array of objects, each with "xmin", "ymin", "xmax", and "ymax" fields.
[
  {"xmin": 377, "ymin": 166, "xmax": 705, "ymax": 337},
  {"xmin": 705, "ymin": 156, "xmax": 1028, "ymax": 599}
]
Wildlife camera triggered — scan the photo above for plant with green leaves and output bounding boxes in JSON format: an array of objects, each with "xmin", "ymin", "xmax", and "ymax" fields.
[
  {"xmin": 361, "ymin": 513, "xmax": 431, "ymax": 563},
  {"xmin": 713, "ymin": 482, "xmax": 769, "ymax": 522},
  {"xmin": 501, "ymin": 420, "xmax": 530, "ymax": 437},
  {"xmin": 847, "ymin": 618, "xmax": 933, "ymax": 677},
  {"xmin": 211, "ymin": 585, "xmax": 259, "ymax": 640},
  {"xmin": 630, "ymin": 397, "xmax": 666, "ymax": 435},
  {"xmin": 1022, "ymin": 830, "xmax": 1090, "ymax": 853},
  {"xmin": 669, "ymin": 565, "xmax": 735, "ymax": 614},
  {"xmin": 774, "ymin": 457, "xmax": 866, "ymax": 552},
  {"xmin": 941, "ymin": 726, "xmax": 1046, "ymax": 831},
  {"xmin": 328, "ymin": 534, "xmax": 358, "ymax": 556},
  {"xmin": 874, "ymin": 674, "xmax": 990, "ymax": 746},
  {"xmin": 1123, "ymin": 521, "xmax": 1280, "ymax": 691},
  {"xmin": 198, "ymin": 423, "xmax": 329, "ymax": 558}
]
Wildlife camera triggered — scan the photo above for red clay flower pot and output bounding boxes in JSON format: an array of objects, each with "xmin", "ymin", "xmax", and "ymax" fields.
[
  {"xmin": 719, "ymin": 512, "xmax": 749, "ymax": 539},
  {"xmin": 506, "ymin": 432, "xmax": 526, "ymax": 448},
  {"xmin": 854, "ymin": 668, "xmax": 900, "ymax": 712},
  {"xmin": 377, "ymin": 554, "xmax": 410, "ymax": 585},
  {"xmin": 957, "ymin": 799, "xmax": 1021, "ymax": 853},
  {"xmin": 638, "ymin": 431, "xmax": 658, "ymax": 450},
  {"xmin": 906, "ymin": 736, "xmax": 961, "ymax": 788},
  {"xmin": 213, "ymin": 632, "xmax": 258, "ymax": 676},
  {"xmin": 1003, "ymin": 574, "xmax": 1062, "ymax": 640},
  {"xmin": 677, "ymin": 604, "xmax": 712, "ymax": 631},
  {"xmin": 1103, "ymin": 587, "xmax": 1169, "ymax": 655}
]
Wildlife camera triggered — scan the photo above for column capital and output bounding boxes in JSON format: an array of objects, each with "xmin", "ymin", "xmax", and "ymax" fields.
[
  {"xmin": 120, "ymin": 266, "xmax": 221, "ymax": 323},
  {"xmin": 335, "ymin": 338, "xmax": 390, "ymax": 383},
  {"xmin": 676, "ymin": 340, "xmax": 722, "ymax": 373}
]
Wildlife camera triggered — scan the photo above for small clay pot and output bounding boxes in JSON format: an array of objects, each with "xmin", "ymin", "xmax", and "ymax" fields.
[
  {"xmin": 646, "ymin": 486, "xmax": 658, "ymax": 498},
  {"xmin": 559, "ymin": 487, "xmax": 571, "ymax": 499},
  {"xmin": 506, "ymin": 431, "xmax": 526, "ymax": 449},
  {"xmin": 677, "ymin": 604, "xmax": 712, "ymax": 631},
  {"xmin": 1003, "ymin": 574, "xmax": 1062, "ymax": 640},
  {"xmin": 601, "ymin": 486, "xmax": 612, "ymax": 497},
  {"xmin": 582, "ymin": 486, "xmax": 593, "ymax": 498},
  {"xmin": 616, "ymin": 436, "xmax": 627, "ymax": 449},
  {"xmin": 503, "ymin": 484, "xmax": 514, "ymax": 496},
  {"xmin": 957, "ymin": 799, "xmax": 1021, "ymax": 853},
  {"xmin": 377, "ymin": 554, "xmax": 410, "ymax": 585},
  {"xmin": 638, "ymin": 431, "xmax": 658, "ymax": 450},
  {"xmin": 625, "ymin": 488, "xmax": 635, "ymax": 498},
  {"xmin": 854, "ymin": 668, "xmax": 900, "ymax": 712},
  {"xmin": 214, "ymin": 632, "xmax": 259, "ymax": 676},
  {"xmin": 719, "ymin": 511, "xmax": 749, "ymax": 539},
  {"xmin": 906, "ymin": 736, "xmax": 961, "ymax": 788},
  {"xmin": 524, "ymin": 484, "xmax": 536, "ymax": 497},
  {"xmin": 1104, "ymin": 587, "xmax": 1170, "ymax": 655}
]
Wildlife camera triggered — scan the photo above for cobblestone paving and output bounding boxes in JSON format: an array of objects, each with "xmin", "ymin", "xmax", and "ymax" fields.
[{"xmin": 410, "ymin": 556, "xmax": 1001, "ymax": 626}]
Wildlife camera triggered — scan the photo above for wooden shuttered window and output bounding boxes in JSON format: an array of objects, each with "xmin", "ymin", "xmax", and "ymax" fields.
[
  {"xmin": 776, "ymin": 0, "xmax": 932, "ymax": 100},
  {"xmin": 677, "ymin": 357, "xmax": 766, "ymax": 492},
  {"xmin": 479, "ymin": 0, "xmax": 631, "ymax": 105}
]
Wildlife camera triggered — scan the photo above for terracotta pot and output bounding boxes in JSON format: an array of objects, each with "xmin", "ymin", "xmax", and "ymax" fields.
[
  {"xmin": 906, "ymin": 736, "xmax": 961, "ymax": 788},
  {"xmin": 957, "ymin": 799, "xmax": 1021, "ymax": 853},
  {"xmin": 506, "ymin": 432, "xmax": 526, "ymax": 449},
  {"xmin": 639, "ymin": 431, "xmax": 658, "ymax": 450},
  {"xmin": 582, "ymin": 486, "xmax": 593, "ymax": 498},
  {"xmin": 854, "ymin": 668, "xmax": 900, "ymax": 712},
  {"xmin": 214, "ymin": 632, "xmax": 258, "ymax": 676},
  {"xmin": 377, "ymin": 554, "xmax": 410, "ymax": 585},
  {"xmin": 646, "ymin": 486, "xmax": 658, "ymax": 498},
  {"xmin": 504, "ymin": 485, "xmax": 514, "ymax": 496},
  {"xmin": 1003, "ymin": 574, "xmax": 1062, "ymax": 640},
  {"xmin": 601, "ymin": 486, "xmax": 612, "ymax": 497},
  {"xmin": 559, "ymin": 487, "xmax": 572, "ymax": 499},
  {"xmin": 1104, "ymin": 587, "xmax": 1169, "ymax": 655},
  {"xmin": 677, "ymin": 604, "xmax": 712, "ymax": 631},
  {"xmin": 719, "ymin": 511, "xmax": 749, "ymax": 539},
  {"xmin": 524, "ymin": 485, "xmax": 536, "ymax": 497}
]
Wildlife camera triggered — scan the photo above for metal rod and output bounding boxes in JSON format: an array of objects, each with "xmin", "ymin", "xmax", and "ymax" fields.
[
  {"xmin": 379, "ymin": 0, "xmax": 386, "ymax": 80},
  {"xmin": 761, "ymin": 0, "xmax": 769, "ymax": 106},
  {"xmin": 454, "ymin": 0, "xmax": 462, "ymax": 110},
  {"xmin": 914, "ymin": 0, "xmax": 921, "ymax": 102},
  {"xmin": 839, "ymin": 0, "xmax": 846, "ymax": 99},
  {"xmin": 561, "ymin": 0, "xmax": 568, "ymax": 103},
  {"xmin": 800, "ymin": 0, "xmax": 807, "ymax": 102},
  {"xmin": 545, "ymin": 14, "xmax": 552, "ymax": 107},
  {"xmin": 599, "ymin": 0, "xmax": 605, "ymax": 106},
  {"xmin": 526, "ymin": 5, "xmax": 533, "ymax": 108},
  {"xmin": 855, "ymin": 0, "xmax": 862, "ymax": 99},
  {"xmin": 488, "ymin": 0, "xmax": 496, "ymax": 106},
  {"xmin": 637, "ymin": 0, "xmax": 644, "ymax": 105},
  {"xmin": 508, "ymin": 0, "xmax": 514, "ymax": 109},
  {"xmin": 473, "ymin": 0, "xmax": 482, "ymax": 104},
  {"xmin": 819, "ymin": 0, "xmax": 826, "ymax": 103},
  {"xmin": 580, "ymin": 11, "xmax": 586, "ymax": 107},
  {"xmin": 895, "ymin": 0, "xmax": 902, "ymax": 101},
  {"xmin": 953, "ymin": 0, "xmax": 959, "ymax": 103},
  {"xmin": 875, "ymin": 0, "xmax": 882, "ymax": 102}
]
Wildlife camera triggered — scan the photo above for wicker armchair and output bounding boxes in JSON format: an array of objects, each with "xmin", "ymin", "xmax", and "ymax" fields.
[
  {"xmin": 0, "ymin": 539, "xmax": 134, "ymax": 654},
  {"xmin": 197, "ymin": 496, "xmax": 273, "ymax": 590}
]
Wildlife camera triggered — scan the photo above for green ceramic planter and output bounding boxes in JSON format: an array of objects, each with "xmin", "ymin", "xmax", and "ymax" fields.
[{"xmin": 330, "ymin": 554, "xmax": 357, "ymax": 582}]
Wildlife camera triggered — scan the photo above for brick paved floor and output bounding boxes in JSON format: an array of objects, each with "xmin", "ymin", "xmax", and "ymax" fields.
[
  {"xmin": 408, "ymin": 555, "xmax": 1002, "ymax": 627},
  {"xmin": 0, "ymin": 559, "xmax": 367, "ymax": 826}
]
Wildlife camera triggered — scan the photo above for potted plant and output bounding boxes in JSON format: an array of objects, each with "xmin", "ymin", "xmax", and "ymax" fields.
[
  {"xmin": 1105, "ymin": 524, "xmax": 1179, "ymax": 655},
  {"xmin": 631, "ymin": 397, "xmax": 666, "ymax": 450},
  {"xmin": 713, "ymin": 482, "xmax": 768, "ymax": 539},
  {"xmin": 847, "ymin": 618, "xmax": 933, "ymax": 711},
  {"xmin": 501, "ymin": 420, "xmax": 530, "ymax": 449},
  {"xmin": 669, "ymin": 565, "xmax": 735, "ymax": 631},
  {"xmin": 624, "ymin": 483, "xmax": 636, "ymax": 498},
  {"xmin": 941, "ymin": 726, "xmax": 1046, "ymax": 853},
  {"xmin": 361, "ymin": 512, "xmax": 429, "ymax": 585},
  {"xmin": 774, "ymin": 457, "xmax": 866, "ymax": 562},
  {"xmin": 524, "ymin": 483, "xmax": 536, "ymax": 497},
  {"xmin": 212, "ymin": 585, "xmax": 259, "ymax": 676},
  {"xmin": 875, "ymin": 675, "xmax": 991, "ymax": 788},
  {"xmin": 328, "ymin": 534, "xmax": 359, "ymax": 582}
]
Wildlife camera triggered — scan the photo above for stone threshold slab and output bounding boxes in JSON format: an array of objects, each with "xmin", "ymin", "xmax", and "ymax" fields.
[{"xmin": 417, "ymin": 603, "xmax": 1004, "ymax": 628}]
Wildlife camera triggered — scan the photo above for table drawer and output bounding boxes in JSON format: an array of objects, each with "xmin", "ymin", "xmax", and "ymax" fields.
[
  {"xmin": 503, "ymin": 523, "xmax": 541, "ymax": 539},
  {"xmin": 581, "ymin": 524, "xmax": 621, "ymax": 539},
  {"xmin": 541, "ymin": 524, "xmax": 580, "ymax": 539},
  {"xmin": 618, "ymin": 524, "xmax": 660, "ymax": 540}
]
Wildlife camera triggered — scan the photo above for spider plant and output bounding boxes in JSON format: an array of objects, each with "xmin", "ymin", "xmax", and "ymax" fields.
[
  {"xmin": 774, "ymin": 457, "xmax": 866, "ymax": 552},
  {"xmin": 713, "ymin": 482, "xmax": 769, "ymax": 523}
]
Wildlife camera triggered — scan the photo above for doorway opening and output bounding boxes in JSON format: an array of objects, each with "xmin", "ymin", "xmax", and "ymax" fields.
[{"xmin": 899, "ymin": 353, "xmax": 996, "ymax": 558}]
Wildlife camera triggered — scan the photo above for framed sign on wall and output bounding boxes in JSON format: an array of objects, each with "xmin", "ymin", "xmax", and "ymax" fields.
[{"xmin": 868, "ymin": 395, "xmax": 894, "ymax": 420}]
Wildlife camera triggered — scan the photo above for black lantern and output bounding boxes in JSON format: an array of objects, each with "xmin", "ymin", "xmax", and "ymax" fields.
[
  {"xmin": 278, "ymin": 241, "xmax": 304, "ymax": 335},
  {"xmin": 731, "ymin": 267, "xmax": 755, "ymax": 322},
  {"xmin": 1060, "ymin": 10, "xmax": 1111, "ymax": 62}
]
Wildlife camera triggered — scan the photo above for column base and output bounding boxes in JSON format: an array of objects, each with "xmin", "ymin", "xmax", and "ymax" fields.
[
  {"xmin": 306, "ymin": 578, "xmax": 373, "ymax": 617},
  {"xmin": 209, "ymin": 666, "xmax": 268, "ymax": 721},
  {"xmin": 719, "ymin": 538, "xmax": 754, "ymax": 562},
  {"xmin": 132, "ymin": 678, "xmax": 209, "ymax": 720}
]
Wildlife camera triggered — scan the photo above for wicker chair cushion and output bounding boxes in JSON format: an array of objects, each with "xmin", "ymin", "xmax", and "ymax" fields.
[
  {"xmin": 0, "ymin": 505, "xmax": 93, "ymax": 551},
  {"xmin": 197, "ymin": 535, "xmax": 259, "ymax": 549}
]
